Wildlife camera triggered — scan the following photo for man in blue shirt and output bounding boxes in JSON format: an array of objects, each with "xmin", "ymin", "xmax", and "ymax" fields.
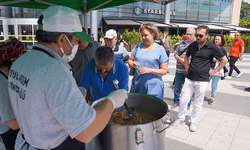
[{"xmin": 79, "ymin": 46, "xmax": 129, "ymax": 104}]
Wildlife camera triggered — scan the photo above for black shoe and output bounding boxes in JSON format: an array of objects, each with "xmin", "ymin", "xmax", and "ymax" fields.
[
  {"xmin": 208, "ymin": 98, "xmax": 214, "ymax": 105},
  {"xmin": 245, "ymin": 87, "xmax": 250, "ymax": 92},
  {"xmin": 221, "ymin": 77, "xmax": 225, "ymax": 80}
]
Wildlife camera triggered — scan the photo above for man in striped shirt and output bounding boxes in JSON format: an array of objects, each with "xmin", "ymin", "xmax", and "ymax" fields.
[{"xmin": 171, "ymin": 27, "xmax": 196, "ymax": 110}]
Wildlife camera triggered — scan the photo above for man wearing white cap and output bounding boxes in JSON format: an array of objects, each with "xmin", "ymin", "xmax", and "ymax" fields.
[
  {"xmin": 8, "ymin": 6, "xmax": 128, "ymax": 150},
  {"xmin": 104, "ymin": 29, "xmax": 130, "ymax": 63}
]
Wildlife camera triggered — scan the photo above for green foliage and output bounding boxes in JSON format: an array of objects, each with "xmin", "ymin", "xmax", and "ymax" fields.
[
  {"xmin": 239, "ymin": 18, "xmax": 250, "ymax": 28},
  {"xmin": 169, "ymin": 35, "xmax": 182, "ymax": 46},
  {"xmin": 241, "ymin": 36, "xmax": 250, "ymax": 47},
  {"xmin": 116, "ymin": 32, "xmax": 122, "ymax": 44},
  {"xmin": 159, "ymin": 32, "xmax": 164, "ymax": 38},
  {"xmin": 122, "ymin": 29, "xmax": 142, "ymax": 45},
  {"xmin": 207, "ymin": 36, "xmax": 214, "ymax": 43},
  {"xmin": 240, "ymin": 0, "xmax": 250, "ymax": 19},
  {"xmin": 113, "ymin": 29, "xmax": 250, "ymax": 47},
  {"xmin": 169, "ymin": 37, "xmax": 173, "ymax": 46},
  {"xmin": 224, "ymin": 34, "xmax": 234, "ymax": 47}
]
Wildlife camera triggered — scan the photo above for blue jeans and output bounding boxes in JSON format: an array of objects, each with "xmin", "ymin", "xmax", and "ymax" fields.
[
  {"xmin": 209, "ymin": 74, "xmax": 220, "ymax": 96},
  {"xmin": 174, "ymin": 72, "xmax": 191, "ymax": 105}
]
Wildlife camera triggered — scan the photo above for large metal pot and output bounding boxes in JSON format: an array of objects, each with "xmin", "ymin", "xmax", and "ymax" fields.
[{"xmin": 86, "ymin": 93, "xmax": 172, "ymax": 150}]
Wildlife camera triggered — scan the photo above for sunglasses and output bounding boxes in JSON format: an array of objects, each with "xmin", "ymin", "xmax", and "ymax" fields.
[
  {"xmin": 144, "ymin": 23, "xmax": 152, "ymax": 27},
  {"xmin": 235, "ymin": 35, "xmax": 239, "ymax": 36},
  {"xmin": 195, "ymin": 34, "xmax": 204, "ymax": 38}
]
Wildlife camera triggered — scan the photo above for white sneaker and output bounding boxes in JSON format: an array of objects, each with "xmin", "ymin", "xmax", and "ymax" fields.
[
  {"xmin": 225, "ymin": 76, "xmax": 232, "ymax": 79},
  {"xmin": 172, "ymin": 119, "xmax": 185, "ymax": 126},
  {"xmin": 236, "ymin": 72, "xmax": 243, "ymax": 78},
  {"xmin": 190, "ymin": 123, "xmax": 197, "ymax": 132}
]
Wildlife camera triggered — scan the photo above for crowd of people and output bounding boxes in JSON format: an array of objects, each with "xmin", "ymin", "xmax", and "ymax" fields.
[{"xmin": 0, "ymin": 5, "xmax": 247, "ymax": 150}]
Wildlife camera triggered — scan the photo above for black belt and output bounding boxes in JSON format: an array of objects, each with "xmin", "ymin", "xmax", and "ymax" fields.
[
  {"xmin": 0, "ymin": 129, "xmax": 19, "ymax": 150},
  {"xmin": 32, "ymin": 46, "xmax": 73, "ymax": 73},
  {"xmin": 0, "ymin": 70, "xmax": 8, "ymax": 79},
  {"xmin": 32, "ymin": 46, "xmax": 54, "ymax": 58},
  {"xmin": 21, "ymin": 135, "xmax": 85, "ymax": 150}
]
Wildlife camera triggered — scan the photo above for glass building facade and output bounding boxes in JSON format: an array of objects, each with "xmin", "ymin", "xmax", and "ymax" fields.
[
  {"xmin": 0, "ymin": 6, "xmax": 44, "ymax": 18},
  {"xmin": 0, "ymin": 0, "xmax": 236, "ymax": 49},
  {"xmin": 97, "ymin": 0, "xmax": 232, "ymax": 27},
  {"xmin": 0, "ymin": 0, "xmax": 233, "ymax": 27},
  {"xmin": 171, "ymin": 0, "xmax": 231, "ymax": 23}
]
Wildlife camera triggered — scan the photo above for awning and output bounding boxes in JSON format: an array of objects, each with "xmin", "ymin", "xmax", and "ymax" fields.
[
  {"xmin": 220, "ymin": 25, "xmax": 250, "ymax": 32},
  {"xmin": 103, "ymin": 18, "xmax": 250, "ymax": 32},
  {"xmin": 170, "ymin": 23, "xmax": 197, "ymax": 29},
  {"xmin": 103, "ymin": 18, "xmax": 173, "ymax": 28},
  {"xmin": 136, "ymin": 20, "xmax": 172, "ymax": 28},
  {"xmin": 104, "ymin": 19, "xmax": 142, "ymax": 26},
  {"xmin": 170, "ymin": 22, "xmax": 236, "ymax": 31},
  {"xmin": 197, "ymin": 24, "xmax": 235, "ymax": 31}
]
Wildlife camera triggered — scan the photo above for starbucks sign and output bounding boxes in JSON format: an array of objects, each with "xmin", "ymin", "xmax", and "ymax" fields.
[
  {"xmin": 134, "ymin": 6, "xmax": 175, "ymax": 16},
  {"xmin": 134, "ymin": 6, "xmax": 142, "ymax": 15}
]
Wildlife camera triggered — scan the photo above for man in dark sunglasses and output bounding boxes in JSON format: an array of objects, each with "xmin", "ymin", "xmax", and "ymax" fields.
[
  {"xmin": 225, "ymin": 32, "xmax": 244, "ymax": 79},
  {"xmin": 173, "ymin": 25, "xmax": 227, "ymax": 132}
]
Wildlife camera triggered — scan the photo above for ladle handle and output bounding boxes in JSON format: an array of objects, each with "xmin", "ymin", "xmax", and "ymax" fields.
[{"xmin": 123, "ymin": 101, "xmax": 131, "ymax": 114}]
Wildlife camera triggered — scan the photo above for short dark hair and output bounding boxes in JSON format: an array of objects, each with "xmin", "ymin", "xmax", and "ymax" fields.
[
  {"xmin": 94, "ymin": 46, "xmax": 115, "ymax": 65},
  {"xmin": 36, "ymin": 30, "xmax": 75, "ymax": 43},
  {"xmin": 38, "ymin": 15, "xmax": 43, "ymax": 25},
  {"xmin": 213, "ymin": 34, "xmax": 225, "ymax": 47},
  {"xmin": 165, "ymin": 28, "xmax": 169, "ymax": 32},
  {"xmin": 196, "ymin": 25, "xmax": 209, "ymax": 35},
  {"xmin": 82, "ymin": 27, "xmax": 86, "ymax": 33}
]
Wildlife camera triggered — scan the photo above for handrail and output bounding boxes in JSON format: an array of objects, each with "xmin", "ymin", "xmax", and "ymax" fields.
[
  {"xmin": 19, "ymin": 40, "xmax": 38, "ymax": 42},
  {"xmin": 0, "ymin": 35, "xmax": 36, "ymax": 37},
  {"xmin": 0, "ymin": 40, "xmax": 37, "ymax": 42}
]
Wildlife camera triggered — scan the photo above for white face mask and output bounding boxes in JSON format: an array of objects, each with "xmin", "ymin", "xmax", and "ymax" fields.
[{"xmin": 60, "ymin": 35, "xmax": 78, "ymax": 62}]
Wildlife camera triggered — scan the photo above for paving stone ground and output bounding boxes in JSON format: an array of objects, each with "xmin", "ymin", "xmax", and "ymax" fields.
[{"xmin": 128, "ymin": 53, "xmax": 250, "ymax": 150}]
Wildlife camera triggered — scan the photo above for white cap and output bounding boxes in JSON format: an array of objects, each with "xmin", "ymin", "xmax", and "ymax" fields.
[
  {"xmin": 104, "ymin": 29, "xmax": 117, "ymax": 39},
  {"xmin": 42, "ymin": 6, "xmax": 93, "ymax": 43}
]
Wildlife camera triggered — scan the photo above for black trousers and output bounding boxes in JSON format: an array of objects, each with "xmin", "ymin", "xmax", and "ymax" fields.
[
  {"xmin": 166, "ymin": 50, "xmax": 170, "ymax": 58},
  {"xmin": 0, "ymin": 129, "xmax": 19, "ymax": 150},
  {"xmin": 21, "ymin": 135, "xmax": 85, "ymax": 150},
  {"xmin": 228, "ymin": 56, "xmax": 241, "ymax": 76}
]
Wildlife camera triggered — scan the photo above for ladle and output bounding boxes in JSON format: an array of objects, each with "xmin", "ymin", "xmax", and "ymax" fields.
[{"xmin": 112, "ymin": 79, "xmax": 136, "ymax": 121}]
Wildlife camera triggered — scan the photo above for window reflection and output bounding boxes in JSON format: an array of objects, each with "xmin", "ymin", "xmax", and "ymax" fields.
[{"xmin": 0, "ymin": 0, "xmax": 232, "ymax": 24}]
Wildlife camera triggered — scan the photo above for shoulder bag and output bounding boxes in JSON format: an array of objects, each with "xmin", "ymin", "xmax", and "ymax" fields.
[{"xmin": 213, "ymin": 61, "xmax": 224, "ymax": 77}]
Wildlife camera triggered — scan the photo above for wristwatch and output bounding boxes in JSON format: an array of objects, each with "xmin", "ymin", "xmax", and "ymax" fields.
[{"xmin": 152, "ymin": 69, "xmax": 154, "ymax": 73}]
